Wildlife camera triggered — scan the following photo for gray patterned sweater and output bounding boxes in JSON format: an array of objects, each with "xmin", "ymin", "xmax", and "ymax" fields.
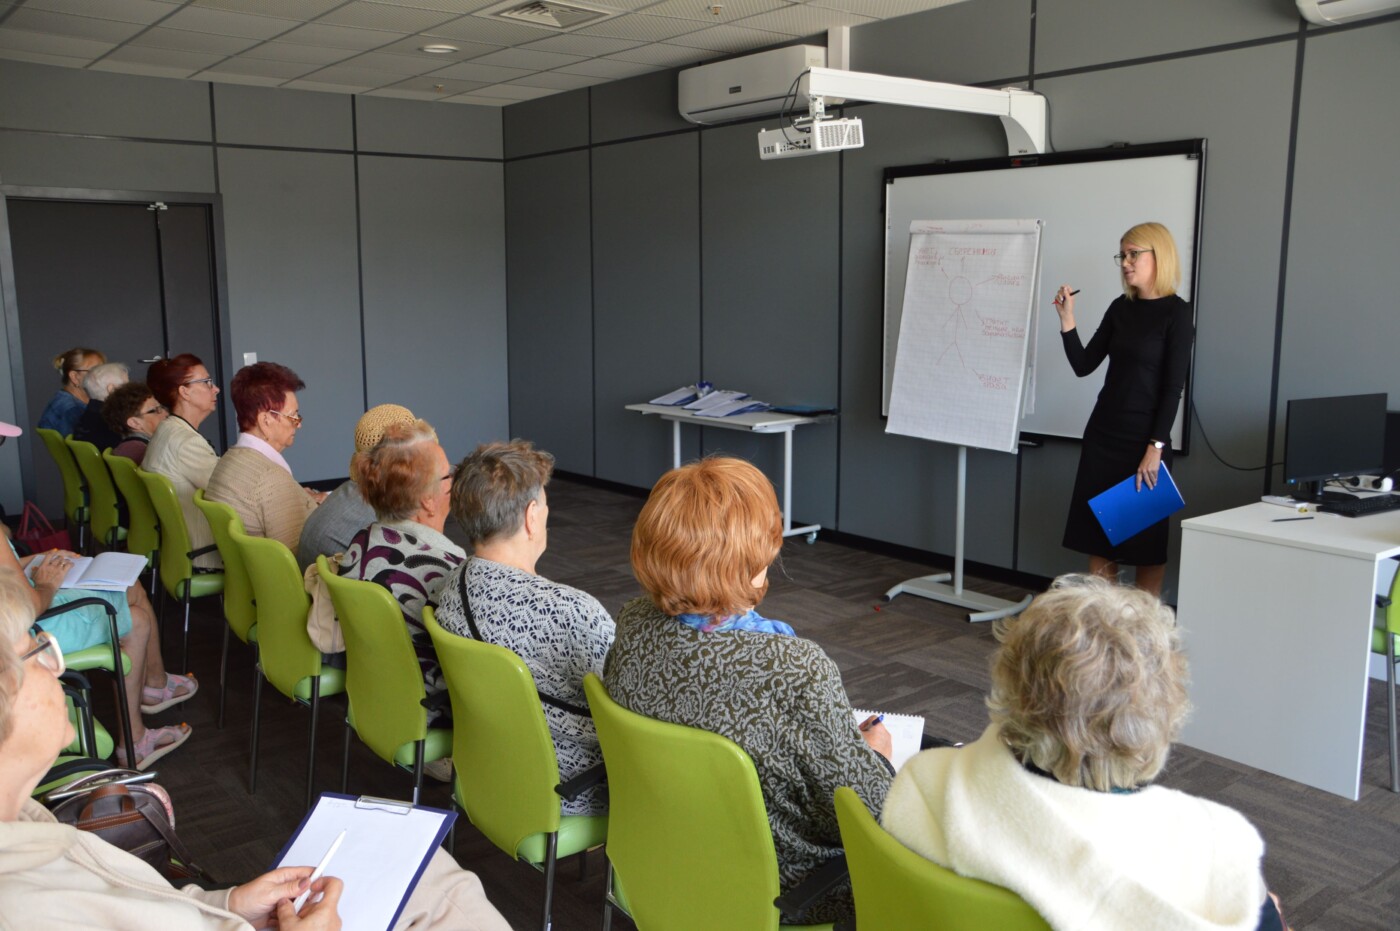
[{"xmin": 603, "ymin": 596, "xmax": 892, "ymax": 923}]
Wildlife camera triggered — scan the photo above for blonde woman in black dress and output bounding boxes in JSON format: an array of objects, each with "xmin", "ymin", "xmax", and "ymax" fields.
[{"xmin": 1054, "ymin": 222, "xmax": 1194, "ymax": 597}]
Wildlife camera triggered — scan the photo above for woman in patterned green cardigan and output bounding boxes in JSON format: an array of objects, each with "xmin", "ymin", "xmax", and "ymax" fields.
[{"xmin": 604, "ymin": 456, "xmax": 893, "ymax": 924}]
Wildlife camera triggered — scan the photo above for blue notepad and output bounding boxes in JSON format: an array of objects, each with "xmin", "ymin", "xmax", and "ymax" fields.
[{"xmin": 1088, "ymin": 463, "xmax": 1186, "ymax": 546}]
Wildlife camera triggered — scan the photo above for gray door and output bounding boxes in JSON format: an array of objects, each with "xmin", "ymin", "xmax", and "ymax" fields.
[{"xmin": 6, "ymin": 197, "xmax": 225, "ymax": 518}]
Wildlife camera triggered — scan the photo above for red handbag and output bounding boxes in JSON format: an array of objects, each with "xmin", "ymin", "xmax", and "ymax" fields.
[{"xmin": 16, "ymin": 501, "xmax": 72, "ymax": 554}]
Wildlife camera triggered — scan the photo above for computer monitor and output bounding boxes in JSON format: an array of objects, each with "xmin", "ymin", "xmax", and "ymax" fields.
[
  {"xmin": 1383, "ymin": 411, "xmax": 1400, "ymax": 479},
  {"xmin": 1284, "ymin": 393, "xmax": 1387, "ymax": 501}
]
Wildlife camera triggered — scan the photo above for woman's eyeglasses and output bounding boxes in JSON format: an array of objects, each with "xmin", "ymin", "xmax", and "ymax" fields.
[
  {"xmin": 21, "ymin": 630, "xmax": 65, "ymax": 676},
  {"xmin": 183, "ymin": 377, "xmax": 216, "ymax": 388},
  {"xmin": 268, "ymin": 409, "xmax": 304, "ymax": 426},
  {"xmin": 141, "ymin": 405, "xmax": 166, "ymax": 416},
  {"xmin": 1112, "ymin": 249, "xmax": 1154, "ymax": 266}
]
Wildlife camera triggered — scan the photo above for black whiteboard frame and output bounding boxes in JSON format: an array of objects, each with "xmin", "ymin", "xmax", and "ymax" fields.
[{"xmin": 881, "ymin": 138, "xmax": 1207, "ymax": 455}]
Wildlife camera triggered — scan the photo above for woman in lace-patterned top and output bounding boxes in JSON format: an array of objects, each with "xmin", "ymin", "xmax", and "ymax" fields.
[{"xmin": 435, "ymin": 439, "xmax": 614, "ymax": 816}]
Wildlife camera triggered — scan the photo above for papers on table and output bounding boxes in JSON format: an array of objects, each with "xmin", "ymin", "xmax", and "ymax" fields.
[
  {"xmin": 273, "ymin": 794, "xmax": 455, "ymax": 931},
  {"xmin": 649, "ymin": 385, "xmax": 775, "ymax": 417},
  {"xmin": 694, "ymin": 399, "xmax": 772, "ymax": 418},
  {"xmin": 650, "ymin": 385, "xmax": 702, "ymax": 406},
  {"xmin": 853, "ymin": 709, "xmax": 926, "ymax": 772},
  {"xmin": 683, "ymin": 389, "xmax": 749, "ymax": 411},
  {"xmin": 25, "ymin": 551, "xmax": 146, "ymax": 591}
]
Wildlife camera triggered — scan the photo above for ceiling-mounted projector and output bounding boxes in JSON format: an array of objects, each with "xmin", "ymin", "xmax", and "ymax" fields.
[{"xmin": 758, "ymin": 117, "xmax": 864, "ymax": 160}]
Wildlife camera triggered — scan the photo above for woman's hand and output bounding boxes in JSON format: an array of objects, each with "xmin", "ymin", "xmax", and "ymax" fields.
[
  {"xmin": 227, "ymin": 866, "xmax": 317, "ymax": 928},
  {"xmin": 276, "ymin": 876, "xmax": 343, "ymax": 930},
  {"xmin": 1053, "ymin": 284, "xmax": 1077, "ymax": 332},
  {"xmin": 859, "ymin": 716, "xmax": 893, "ymax": 762},
  {"xmin": 31, "ymin": 551, "xmax": 74, "ymax": 593},
  {"xmin": 1137, "ymin": 445, "xmax": 1163, "ymax": 491}
]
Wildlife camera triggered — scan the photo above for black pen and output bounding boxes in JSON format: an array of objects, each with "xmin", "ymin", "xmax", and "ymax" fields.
[
  {"xmin": 1271, "ymin": 516, "xmax": 1313, "ymax": 522},
  {"xmin": 1053, "ymin": 289, "xmax": 1081, "ymax": 306}
]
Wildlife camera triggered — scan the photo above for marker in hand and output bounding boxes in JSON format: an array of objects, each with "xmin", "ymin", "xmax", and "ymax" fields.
[
  {"xmin": 292, "ymin": 829, "xmax": 346, "ymax": 913},
  {"xmin": 1053, "ymin": 288, "xmax": 1080, "ymax": 306}
]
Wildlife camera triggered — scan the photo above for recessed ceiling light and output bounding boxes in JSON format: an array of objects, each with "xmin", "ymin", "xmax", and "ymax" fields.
[{"xmin": 420, "ymin": 44, "xmax": 458, "ymax": 54}]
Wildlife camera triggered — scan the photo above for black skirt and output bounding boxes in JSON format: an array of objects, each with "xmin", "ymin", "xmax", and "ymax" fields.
[{"xmin": 1062, "ymin": 427, "xmax": 1172, "ymax": 566}]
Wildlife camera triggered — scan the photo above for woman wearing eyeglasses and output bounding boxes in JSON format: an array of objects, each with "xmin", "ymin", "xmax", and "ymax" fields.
[
  {"xmin": 1053, "ymin": 222, "xmax": 1194, "ymax": 597},
  {"xmin": 36, "ymin": 347, "xmax": 105, "ymax": 437},
  {"xmin": 206, "ymin": 362, "xmax": 325, "ymax": 555},
  {"xmin": 145, "ymin": 354, "xmax": 224, "ymax": 570},
  {"xmin": 103, "ymin": 382, "xmax": 169, "ymax": 466}
]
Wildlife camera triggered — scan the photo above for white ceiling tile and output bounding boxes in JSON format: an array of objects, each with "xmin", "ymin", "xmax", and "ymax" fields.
[
  {"xmin": 556, "ymin": 55, "xmax": 659, "ymax": 78},
  {"xmin": 643, "ymin": 0, "xmax": 787, "ymax": 25},
  {"xmin": 665, "ymin": 22, "xmax": 789, "ymax": 51},
  {"xmin": 514, "ymin": 69, "xmax": 606, "ymax": 89},
  {"xmin": 362, "ymin": 87, "xmax": 442, "ymax": 100},
  {"xmin": 202, "ymin": 55, "xmax": 317, "ymax": 78},
  {"xmin": 371, "ymin": 35, "xmax": 503, "ymax": 59},
  {"xmin": 159, "ymin": 6, "xmax": 300, "ymax": 39},
  {"xmin": 426, "ymin": 59, "xmax": 532, "ymax": 82},
  {"xmin": 192, "ymin": 0, "xmax": 344, "ymax": 17},
  {"xmin": 733, "ymin": 5, "xmax": 874, "ymax": 35},
  {"xmin": 91, "ymin": 58, "xmax": 202, "ymax": 79},
  {"xmin": 423, "ymin": 17, "xmax": 560, "ymax": 45},
  {"xmin": 238, "ymin": 41, "xmax": 356, "ymax": 64},
  {"xmin": 0, "ymin": 46, "xmax": 99, "ymax": 67},
  {"xmin": 469, "ymin": 46, "xmax": 585, "ymax": 69},
  {"xmin": 202, "ymin": 69, "xmax": 292, "ymax": 85},
  {"xmin": 802, "ymin": 0, "xmax": 956, "ymax": 18},
  {"xmin": 275, "ymin": 22, "xmax": 402, "ymax": 50},
  {"xmin": 105, "ymin": 43, "xmax": 227, "ymax": 70},
  {"xmin": 607, "ymin": 41, "xmax": 709, "ymax": 66},
  {"xmin": 517, "ymin": 33, "xmax": 642, "ymax": 55},
  {"xmin": 0, "ymin": 28, "xmax": 114, "ymax": 59},
  {"xmin": 335, "ymin": 49, "xmax": 452, "ymax": 75},
  {"xmin": 371, "ymin": 74, "xmax": 489, "ymax": 94},
  {"xmin": 281, "ymin": 77, "xmax": 373, "ymax": 91},
  {"xmin": 131, "ymin": 26, "xmax": 261, "ymax": 55},
  {"xmin": 4, "ymin": 8, "xmax": 147, "ymax": 43},
  {"xmin": 440, "ymin": 93, "xmax": 509, "ymax": 106},
  {"xmin": 575, "ymin": 13, "xmax": 700, "ymax": 41},
  {"xmin": 298, "ymin": 63, "xmax": 401, "ymax": 87},
  {"xmin": 474, "ymin": 82, "xmax": 558, "ymax": 100},
  {"xmin": 25, "ymin": 0, "xmax": 180, "ymax": 26},
  {"xmin": 389, "ymin": 0, "xmax": 500, "ymax": 11},
  {"xmin": 316, "ymin": 2, "xmax": 461, "ymax": 34}
]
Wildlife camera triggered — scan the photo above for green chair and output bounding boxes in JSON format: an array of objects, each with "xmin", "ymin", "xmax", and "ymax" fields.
[
  {"xmin": 137, "ymin": 468, "xmax": 224, "ymax": 673},
  {"xmin": 833, "ymin": 786, "xmax": 1050, "ymax": 930},
  {"xmin": 193, "ymin": 489, "xmax": 257, "ymax": 730},
  {"xmin": 38, "ymin": 597, "xmax": 136, "ymax": 765},
  {"xmin": 35, "ymin": 427, "xmax": 88, "ymax": 553},
  {"xmin": 235, "ymin": 529, "xmax": 343, "ymax": 810},
  {"xmin": 1374, "ymin": 562, "xmax": 1400, "ymax": 792},
  {"xmin": 425, "ymin": 607, "xmax": 608, "ymax": 931},
  {"xmin": 583, "ymin": 673, "xmax": 833, "ymax": 931},
  {"xmin": 66, "ymin": 438, "xmax": 126, "ymax": 550},
  {"xmin": 104, "ymin": 450, "xmax": 160, "ymax": 598},
  {"xmin": 318, "ymin": 556, "xmax": 451, "ymax": 806}
]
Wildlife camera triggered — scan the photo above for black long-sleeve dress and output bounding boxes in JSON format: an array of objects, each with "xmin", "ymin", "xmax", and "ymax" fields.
[{"xmin": 1061, "ymin": 294, "xmax": 1194, "ymax": 565}]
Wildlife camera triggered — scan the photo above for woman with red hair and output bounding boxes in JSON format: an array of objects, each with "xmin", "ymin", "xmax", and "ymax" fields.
[{"xmin": 143, "ymin": 354, "xmax": 223, "ymax": 569}]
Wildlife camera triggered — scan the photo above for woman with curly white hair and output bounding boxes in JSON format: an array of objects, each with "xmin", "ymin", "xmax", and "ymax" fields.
[{"xmin": 881, "ymin": 574, "xmax": 1287, "ymax": 931}]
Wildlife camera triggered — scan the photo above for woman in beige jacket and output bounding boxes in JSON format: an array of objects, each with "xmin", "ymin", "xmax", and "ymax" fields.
[{"xmin": 143, "ymin": 354, "xmax": 223, "ymax": 570}]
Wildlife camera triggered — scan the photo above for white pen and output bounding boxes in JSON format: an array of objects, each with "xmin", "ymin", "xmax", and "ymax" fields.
[{"xmin": 291, "ymin": 829, "xmax": 346, "ymax": 913}]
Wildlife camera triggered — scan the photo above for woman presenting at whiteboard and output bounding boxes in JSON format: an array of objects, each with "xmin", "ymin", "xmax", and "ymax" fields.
[{"xmin": 1053, "ymin": 222, "xmax": 1194, "ymax": 597}]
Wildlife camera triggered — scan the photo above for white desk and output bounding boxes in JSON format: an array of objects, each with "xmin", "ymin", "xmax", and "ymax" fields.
[
  {"xmin": 625, "ymin": 403, "xmax": 827, "ymax": 541},
  {"xmin": 1176, "ymin": 502, "xmax": 1400, "ymax": 799}
]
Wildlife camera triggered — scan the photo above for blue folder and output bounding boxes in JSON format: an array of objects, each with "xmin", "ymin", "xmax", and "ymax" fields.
[{"xmin": 1088, "ymin": 463, "xmax": 1186, "ymax": 546}]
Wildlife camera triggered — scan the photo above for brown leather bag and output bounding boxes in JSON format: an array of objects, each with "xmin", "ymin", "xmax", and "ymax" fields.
[{"xmin": 48, "ymin": 773, "xmax": 215, "ymax": 884}]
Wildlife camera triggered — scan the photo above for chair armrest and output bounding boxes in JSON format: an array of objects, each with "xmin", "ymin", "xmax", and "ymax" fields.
[
  {"xmin": 59, "ymin": 669, "xmax": 93, "ymax": 691},
  {"xmin": 420, "ymin": 690, "xmax": 452, "ymax": 713},
  {"xmin": 39, "ymin": 597, "xmax": 118, "ymax": 622},
  {"xmin": 188, "ymin": 543, "xmax": 220, "ymax": 561},
  {"xmin": 774, "ymin": 853, "xmax": 848, "ymax": 921},
  {"xmin": 1378, "ymin": 594, "xmax": 1392, "ymax": 610},
  {"xmin": 554, "ymin": 762, "xmax": 607, "ymax": 801}
]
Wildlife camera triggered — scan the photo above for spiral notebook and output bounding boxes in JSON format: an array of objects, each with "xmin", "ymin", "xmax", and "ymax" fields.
[{"xmin": 852, "ymin": 709, "xmax": 926, "ymax": 771}]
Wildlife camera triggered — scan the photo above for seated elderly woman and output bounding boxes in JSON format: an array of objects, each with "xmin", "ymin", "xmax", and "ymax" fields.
[
  {"xmin": 144, "ymin": 353, "xmax": 223, "ymax": 569},
  {"xmin": 72, "ymin": 362, "xmax": 129, "ymax": 450},
  {"xmin": 436, "ymin": 440, "xmax": 615, "ymax": 816},
  {"xmin": 102, "ymin": 381, "xmax": 168, "ymax": 466},
  {"xmin": 207, "ymin": 362, "xmax": 326, "ymax": 554},
  {"xmin": 604, "ymin": 456, "xmax": 892, "ymax": 924},
  {"xmin": 881, "ymin": 574, "xmax": 1286, "ymax": 931},
  {"xmin": 0, "ymin": 568, "xmax": 512, "ymax": 931},
  {"xmin": 338, "ymin": 421, "xmax": 463, "ymax": 697},
  {"xmin": 298, "ymin": 403, "xmax": 418, "ymax": 570},
  {"xmin": 37, "ymin": 347, "xmax": 104, "ymax": 436}
]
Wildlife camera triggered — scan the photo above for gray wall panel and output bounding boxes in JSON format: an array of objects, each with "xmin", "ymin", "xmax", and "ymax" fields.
[
  {"xmin": 0, "ymin": 132, "xmax": 215, "ymax": 192},
  {"xmin": 216, "ymin": 148, "xmax": 363, "ymax": 482},
  {"xmin": 1037, "ymin": 0, "xmax": 1298, "ymax": 75},
  {"xmin": 213, "ymin": 85, "xmax": 352, "ymax": 151},
  {"xmin": 701, "ymin": 120, "xmax": 839, "ymax": 528},
  {"xmin": 359, "ymin": 155, "xmax": 508, "ymax": 461},
  {"xmin": 356, "ymin": 96, "xmax": 502, "ymax": 159},
  {"xmin": 592, "ymin": 134, "xmax": 702, "ymax": 489},
  {"xmin": 851, "ymin": 0, "xmax": 1031, "ymax": 85},
  {"xmin": 503, "ymin": 90, "xmax": 590, "ymax": 158},
  {"xmin": 506, "ymin": 150, "xmax": 594, "ymax": 472},
  {"xmin": 591, "ymin": 70, "xmax": 691, "ymax": 144},
  {"xmin": 0, "ymin": 60, "xmax": 211, "ymax": 140},
  {"xmin": 1277, "ymin": 21, "xmax": 1400, "ymax": 477}
]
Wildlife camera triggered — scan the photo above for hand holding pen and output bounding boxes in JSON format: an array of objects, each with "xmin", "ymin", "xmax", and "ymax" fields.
[
  {"xmin": 859, "ymin": 713, "xmax": 893, "ymax": 762},
  {"xmin": 1052, "ymin": 286, "xmax": 1080, "ymax": 332}
]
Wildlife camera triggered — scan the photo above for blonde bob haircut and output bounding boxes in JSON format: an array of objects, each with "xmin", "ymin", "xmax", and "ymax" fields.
[
  {"xmin": 353, "ymin": 420, "xmax": 440, "ymax": 523},
  {"xmin": 0, "ymin": 565, "xmax": 40, "ymax": 747},
  {"xmin": 1121, "ymin": 221, "xmax": 1180, "ymax": 300},
  {"xmin": 988, "ymin": 573, "xmax": 1189, "ymax": 792},
  {"xmin": 631, "ymin": 456, "xmax": 783, "ymax": 619}
]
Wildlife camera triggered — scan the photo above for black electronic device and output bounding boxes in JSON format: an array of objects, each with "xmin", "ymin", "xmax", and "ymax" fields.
[
  {"xmin": 1283, "ymin": 393, "xmax": 1387, "ymax": 502},
  {"xmin": 1382, "ymin": 411, "xmax": 1400, "ymax": 479}
]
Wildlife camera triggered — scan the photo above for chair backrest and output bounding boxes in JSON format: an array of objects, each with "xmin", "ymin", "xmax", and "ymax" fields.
[
  {"xmin": 318, "ymin": 555, "xmax": 427, "ymax": 763},
  {"xmin": 833, "ymin": 786, "xmax": 1050, "ymax": 931},
  {"xmin": 193, "ymin": 489, "xmax": 256, "ymax": 644},
  {"xmin": 66, "ymin": 438, "xmax": 120, "ymax": 547},
  {"xmin": 137, "ymin": 467, "xmax": 196, "ymax": 598},
  {"xmin": 103, "ymin": 451, "xmax": 158, "ymax": 561},
  {"xmin": 1375, "ymin": 561, "xmax": 1400, "ymax": 652},
  {"xmin": 424, "ymin": 606, "xmax": 561, "ymax": 857},
  {"xmin": 234, "ymin": 527, "xmax": 320, "ymax": 698},
  {"xmin": 36, "ymin": 427, "xmax": 86, "ymax": 525},
  {"xmin": 583, "ymin": 673, "xmax": 788, "ymax": 931}
]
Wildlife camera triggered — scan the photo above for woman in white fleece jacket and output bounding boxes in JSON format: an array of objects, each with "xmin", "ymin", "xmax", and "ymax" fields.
[{"xmin": 881, "ymin": 574, "xmax": 1288, "ymax": 931}]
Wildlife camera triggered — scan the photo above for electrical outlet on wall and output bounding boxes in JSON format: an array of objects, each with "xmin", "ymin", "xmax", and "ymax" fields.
[{"xmin": 243, "ymin": 352, "xmax": 257, "ymax": 367}]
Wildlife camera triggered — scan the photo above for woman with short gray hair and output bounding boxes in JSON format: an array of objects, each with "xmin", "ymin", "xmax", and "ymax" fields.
[
  {"xmin": 72, "ymin": 361, "xmax": 129, "ymax": 449},
  {"xmin": 880, "ymin": 574, "xmax": 1286, "ymax": 930}
]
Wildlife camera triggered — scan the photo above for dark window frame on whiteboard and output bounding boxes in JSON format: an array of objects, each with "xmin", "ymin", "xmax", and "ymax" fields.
[{"xmin": 880, "ymin": 139, "xmax": 1206, "ymax": 456}]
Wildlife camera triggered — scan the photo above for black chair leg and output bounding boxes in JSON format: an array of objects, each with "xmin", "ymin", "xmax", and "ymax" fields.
[
  {"xmin": 1388, "ymin": 636, "xmax": 1398, "ymax": 793},
  {"xmin": 249, "ymin": 666, "xmax": 263, "ymax": 794},
  {"xmin": 540, "ymin": 832, "xmax": 558, "ymax": 931},
  {"xmin": 180, "ymin": 588, "xmax": 192, "ymax": 674},
  {"xmin": 105, "ymin": 611, "xmax": 136, "ymax": 767},
  {"xmin": 307, "ymin": 678, "xmax": 321, "ymax": 811},
  {"xmin": 341, "ymin": 715, "xmax": 352, "ymax": 794},
  {"xmin": 412, "ymin": 741, "xmax": 424, "ymax": 807}
]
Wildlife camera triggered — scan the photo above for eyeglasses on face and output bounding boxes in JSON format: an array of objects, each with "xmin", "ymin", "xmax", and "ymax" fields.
[
  {"xmin": 268, "ymin": 409, "xmax": 304, "ymax": 427},
  {"xmin": 21, "ymin": 629, "xmax": 65, "ymax": 676},
  {"xmin": 141, "ymin": 404, "xmax": 166, "ymax": 416},
  {"xmin": 1112, "ymin": 249, "xmax": 1154, "ymax": 266},
  {"xmin": 183, "ymin": 377, "xmax": 216, "ymax": 388}
]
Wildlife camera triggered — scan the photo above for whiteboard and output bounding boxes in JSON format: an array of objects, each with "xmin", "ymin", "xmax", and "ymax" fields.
[
  {"xmin": 882, "ymin": 141, "xmax": 1205, "ymax": 450},
  {"xmin": 886, "ymin": 219, "xmax": 1042, "ymax": 453}
]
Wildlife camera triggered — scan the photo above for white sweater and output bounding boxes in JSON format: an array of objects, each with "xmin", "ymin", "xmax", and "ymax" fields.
[{"xmin": 880, "ymin": 724, "xmax": 1269, "ymax": 931}]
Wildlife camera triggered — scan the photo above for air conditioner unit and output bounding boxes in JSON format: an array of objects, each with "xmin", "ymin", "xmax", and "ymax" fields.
[
  {"xmin": 678, "ymin": 45, "xmax": 826, "ymax": 125},
  {"xmin": 1297, "ymin": 0, "xmax": 1400, "ymax": 24}
]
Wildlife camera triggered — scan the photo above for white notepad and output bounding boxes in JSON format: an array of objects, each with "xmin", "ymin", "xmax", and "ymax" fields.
[
  {"xmin": 273, "ymin": 794, "xmax": 455, "ymax": 931},
  {"xmin": 25, "ymin": 551, "xmax": 146, "ymax": 591},
  {"xmin": 853, "ymin": 709, "xmax": 926, "ymax": 772}
]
